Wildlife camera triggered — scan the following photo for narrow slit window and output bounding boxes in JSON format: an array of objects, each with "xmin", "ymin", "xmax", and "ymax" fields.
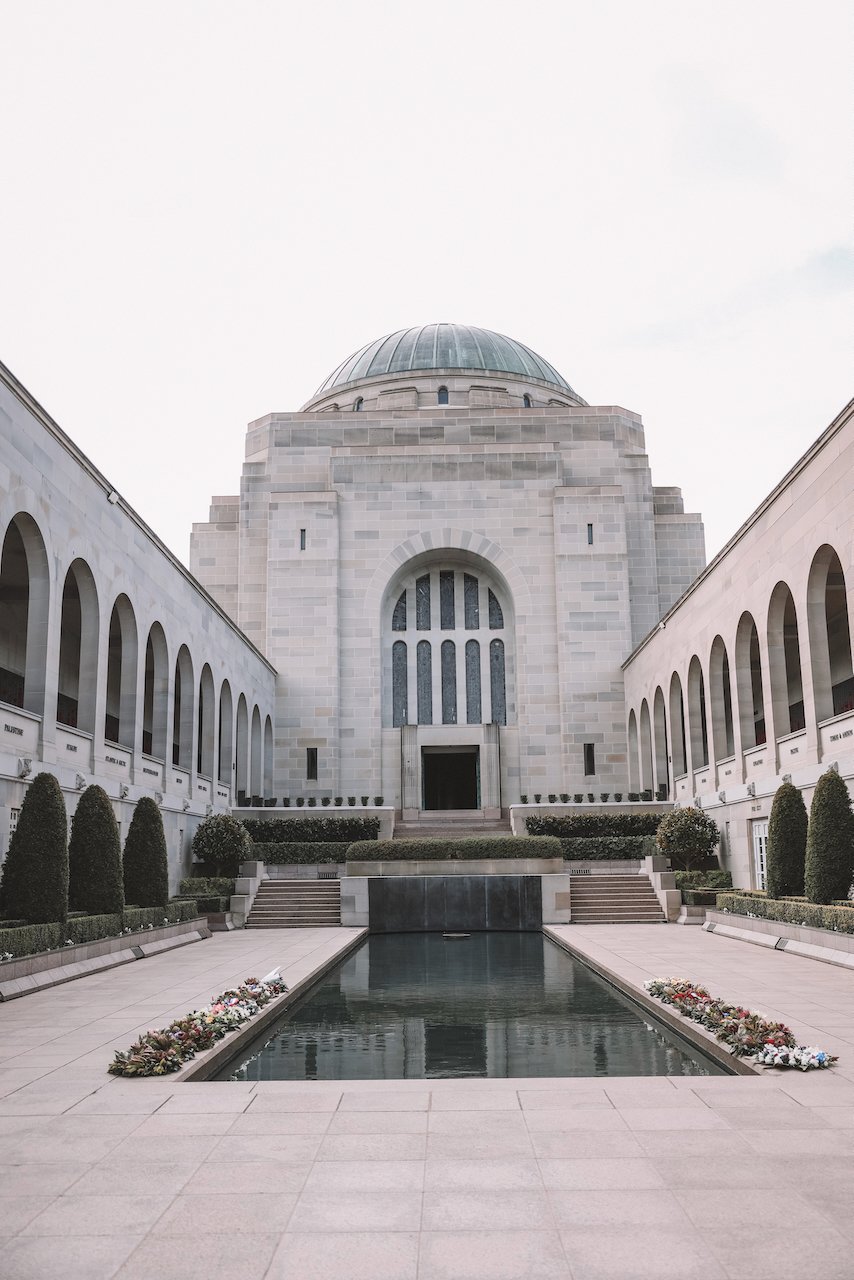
[
  {"xmin": 440, "ymin": 570, "xmax": 455, "ymax": 629},
  {"xmin": 306, "ymin": 747, "xmax": 318, "ymax": 781},
  {"xmin": 583, "ymin": 743, "xmax": 595, "ymax": 776},
  {"xmin": 392, "ymin": 641, "xmax": 408, "ymax": 727},
  {"xmin": 489, "ymin": 639, "xmax": 506, "ymax": 725},
  {"xmin": 523, "ymin": 393, "xmax": 532, "ymax": 408},
  {"xmin": 437, "ymin": 386, "xmax": 449, "ymax": 405},
  {"xmin": 488, "ymin": 589, "xmax": 504, "ymax": 629},
  {"xmin": 441, "ymin": 640, "xmax": 457, "ymax": 724},
  {"xmin": 466, "ymin": 639, "xmax": 481, "ymax": 723},
  {"xmin": 464, "ymin": 574, "xmax": 479, "ymax": 628},
  {"xmin": 416, "ymin": 574, "xmax": 431, "ymax": 630},
  {"xmin": 299, "ymin": 528, "xmax": 306, "ymax": 551},
  {"xmin": 392, "ymin": 590, "xmax": 407, "ymax": 631},
  {"xmin": 587, "ymin": 523, "xmax": 593, "ymax": 546},
  {"xmin": 417, "ymin": 640, "xmax": 432, "ymax": 724}
]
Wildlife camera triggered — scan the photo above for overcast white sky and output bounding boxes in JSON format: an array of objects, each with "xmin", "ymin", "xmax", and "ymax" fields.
[{"xmin": 1, "ymin": 1, "xmax": 851, "ymax": 565}]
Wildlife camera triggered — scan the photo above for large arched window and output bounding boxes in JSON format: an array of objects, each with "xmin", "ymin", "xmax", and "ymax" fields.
[
  {"xmin": 807, "ymin": 545, "xmax": 854, "ymax": 722},
  {"xmin": 709, "ymin": 636, "xmax": 735, "ymax": 759},
  {"xmin": 669, "ymin": 673, "xmax": 687, "ymax": 778},
  {"xmin": 653, "ymin": 687, "xmax": 668, "ymax": 797},
  {"xmin": 263, "ymin": 715, "xmax": 274, "ymax": 798},
  {"xmin": 767, "ymin": 582, "xmax": 804, "ymax": 736},
  {"xmin": 687, "ymin": 655, "xmax": 709, "ymax": 768},
  {"xmin": 735, "ymin": 612, "xmax": 766, "ymax": 748},
  {"xmin": 627, "ymin": 709, "xmax": 640, "ymax": 791},
  {"xmin": 0, "ymin": 514, "xmax": 50, "ymax": 716},
  {"xmin": 104, "ymin": 595, "xmax": 138, "ymax": 748},
  {"xmin": 142, "ymin": 623, "xmax": 169, "ymax": 760},
  {"xmin": 172, "ymin": 646, "xmax": 194, "ymax": 769},
  {"xmin": 639, "ymin": 699, "xmax": 653, "ymax": 791},
  {"xmin": 383, "ymin": 562, "xmax": 513, "ymax": 728},
  {"xmin": 250, "ymin": 705, "xmax": 263, "ymax": 798},
  {"xmin": 197, "ymin": 664, "xmax": 215, "ymax": 777},
  {"xmin": 218, "ymin": 680, "xmax": 233, "ymax": 785},
  {"xmin": 235, "ymin": 694, "xmax": 249, "ymax": 798},
  {"xmin": 57, "ymin": 560, "xmax": 99, "ymax": 733}
]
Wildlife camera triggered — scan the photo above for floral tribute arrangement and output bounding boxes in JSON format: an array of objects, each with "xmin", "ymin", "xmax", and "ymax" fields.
[
  {"xmin": 108, "ymin": 975, "xmax": 288, "ymax": 1077},
  {"xmin": 644, "ymin": 977, "xmax": 837, "ymax": 1071}
]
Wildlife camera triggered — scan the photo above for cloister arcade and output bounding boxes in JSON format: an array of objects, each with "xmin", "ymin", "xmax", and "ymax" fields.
[
  {"xmin": 626, "ymin": 544, "xmax": 854, "ymax": 802},
  {"xmin": 0, "ymin": 507, "xmax": 275, "ymax": 820}
]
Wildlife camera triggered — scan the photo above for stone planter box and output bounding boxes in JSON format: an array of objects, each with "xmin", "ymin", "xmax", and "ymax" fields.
[
  {"xmin": 345, "ymin": 857, "xmax": 564, "ymax": 877},
  {"xmin": 704, "ymin": 908, "xmax": 854, "ymax": 970},
  {"xmin": 0, "ymin": 917, "xmax": 210, "ymax": 1000}
]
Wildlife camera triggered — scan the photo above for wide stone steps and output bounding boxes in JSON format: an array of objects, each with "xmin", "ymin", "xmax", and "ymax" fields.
[
  {"xmin": 393, "ymin": 813, "xmax": 513, "ymax": 841},
  {"xmin": 570, "ymin": 874, "xmax": 665, "ymax": 924},
  {"xmin": 246, "ymin": 880, "xmax": 341, "ymax": 928}
]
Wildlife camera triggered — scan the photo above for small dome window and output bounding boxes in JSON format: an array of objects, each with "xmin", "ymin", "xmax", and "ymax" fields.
[
  {"xmin": 437, "ymin": 386, "xmax": 449, "ymax": 405},
  {"xmin": 353, "ymin": 397, "xmax": 363, "ymax": 412},
  {"xmin": 523, "ymin": 394, "xmax": 532, "ymax": 408}
]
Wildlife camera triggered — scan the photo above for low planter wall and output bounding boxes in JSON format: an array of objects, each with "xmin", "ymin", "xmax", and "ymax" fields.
[
  {"xmin": 346, "ymin": 857, "xmax": 564, "ymax": 877},
  {"xmin": 509, "ymin": 802, "xmax": 672, "ymax": 836},
  {"xmin": 704, "ymin": 909, "xmax": 854, "ymax": 971},
  {"xmin": 0, "ymin": 917, "xmax": 210, "ymax": 1000}
]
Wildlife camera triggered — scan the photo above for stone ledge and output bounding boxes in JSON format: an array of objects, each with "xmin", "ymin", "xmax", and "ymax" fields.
[
  {"xmin": 704, "ymin": 909, "xmax": 854, "ymax": 971},
  {"xmin": 0, "ymin": 918, "xmax": 211, "ymax": 1000},
  {"xmin": 345, "ymin": 858, "xmax": 563, "ymax": 876}
]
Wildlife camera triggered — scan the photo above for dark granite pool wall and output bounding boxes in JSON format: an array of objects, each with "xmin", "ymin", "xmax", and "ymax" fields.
[{"xmin": 367, "ymin": 875, "xmax": 543, "ymax": 932}]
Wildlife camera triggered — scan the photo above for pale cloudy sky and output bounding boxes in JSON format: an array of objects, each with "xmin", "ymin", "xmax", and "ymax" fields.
[{"xmin": 1, "ymin": 1, "xmax": 851, "ymax": 564}]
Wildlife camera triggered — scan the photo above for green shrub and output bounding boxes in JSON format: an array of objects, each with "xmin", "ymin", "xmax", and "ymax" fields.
[
  {"xmin": 124, "ymin": 901, "xmax": 199, "ymax": 931},
  {"xmin": 68, "ymin": 785, "xmax": 124, "ymax": 916},
  {"xmin": 251, "ymin": 842, "xmax": 350, "ymax": 865},
  {"xmin": 525, "ymin": 813, "xmax": 662, "ymax": 838},
  {"xmin": 346, "ymin": 836, "xmax": 563, "ymax": 861},
  {"xmin": 67, "ymin": 913, "xmax": 122, "ymax": 944},
  {"xmin": 174, "ymin": 895, "xmax": 230, "ymax": 912},
  {"xmin": 558, "ymin": 836, "xmax": 650, "ymax": 860},
  {"xmin": 242, "ymin": 816, "xmax": 380, "ymax": 844},
  {"xmin": 179, "ymin": 876, "xmax": 235, "ymax": 896},
  {"xmin": 674, "ymin": 869, "xmax": 733, "ymax": 891},
  {"xmin": 804, "ymin": 770, "xmax": 854, "ymax": 904},
  {"xmin": 191, "ymin": 814, "xmax": 252, "ymax": 877},
  {"xmin": 655, "ymin": 806, "xmax": 720, "ymax": 872},
  {"xmin": 0, "ymin": 921, "xmax": 63, "ymax": 958},
  {"xmin": 0, "ymin": 772, "xmax": 69, "ymax": 925},
  {"xmin": 717, "ymin": 892, "xmax": 854, "ymax": 934},
  {"xmin": 765, "ymin": 782, "xmax": 808, "ymax": 899},
  {"xmin": 123, "ymin": 797, "xmax": 169, "ymax": 908}
]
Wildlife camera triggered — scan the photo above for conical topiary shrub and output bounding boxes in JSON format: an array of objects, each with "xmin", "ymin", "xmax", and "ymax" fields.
[
  {"xmin": 804, "ymin": 770, "xmax": 854, "ymax": 905},
  {"xmin": 123, "ymin": 797, "xmax": 169, "ymax": 907},
  {"xmin": 0, "ymin": 771, "xmax": 68, "ymax": 925},
  {"xmin": 68, "ymin": 785, "xmax": 124, "ymax": 916},
  {"xmin": 765, "ymin": 781, "xmax": 808, "ymax": 899}
]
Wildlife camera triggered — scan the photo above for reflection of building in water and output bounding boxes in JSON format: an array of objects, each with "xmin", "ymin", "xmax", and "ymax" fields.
[{"xmin": 230, "ymin": 934, "xmax": 720, "ymax": 1081}]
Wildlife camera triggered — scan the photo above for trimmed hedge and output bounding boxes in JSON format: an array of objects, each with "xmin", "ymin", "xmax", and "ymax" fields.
[
  {"xmin": 525, "ymin": 813, "xmax": 662, "ymax": 838},
  {"xmin": 0, "ymin": 922, "xmax": 63, "ymax": 959},
  {"xmin": 805, "ymin": 770, "xmax": 854, "ymax": 904},
  {"xmin": 242, "ymin": 816, "xmax": 380, "ymax": 844},
  {"xmin": 0, "ymin": 772, "xmax": 69, "ymax": 925},
  {"xmin": 69, "ymin": 785, "xmax": 124, "ymax": 916},
  {"xmin": 674, "ymin": 870, "xmax": 733, "ymax": 891},
  {"xmin": 174, "ymin": 895, "xmax": 230, "ymax": 913},
  {"xmin": 347, "ymin": 836, "xmax": 563, "ymax": 862},
  {"xmin": 179, "ymin": 877, "xmax": 235, "ymax": 897},
  {"xmin": 765, "ymin": 782, "xmax": 808, "ymax": 899},
  {"xmin": 253, "ymin": 842, "xmax": 350, "ymax": 865},
  {"xmin": 0, "ymin": 901, "xmax": 200, "ymax": 960},
  {"xmin": 716, "ymin": 892, "xmax": 854, "ymax": 935},
  {"xmin": 559, "ymin": 836, "xmax": 651, "ymax": 860},
  {"xmin": 123, "ymin": 797, "xmax": 169, "ymax": 908}
]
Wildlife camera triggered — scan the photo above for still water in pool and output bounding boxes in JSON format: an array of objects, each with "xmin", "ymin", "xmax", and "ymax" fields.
[{"xmin": 223, "ymin": 932, "xmax": 725, "ymax": 1081}]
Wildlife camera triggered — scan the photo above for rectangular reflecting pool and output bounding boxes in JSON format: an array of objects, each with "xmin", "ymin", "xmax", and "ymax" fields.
[{"xmin": 219, "ymin": 932, "xmax": 726, "ymax": 1081}]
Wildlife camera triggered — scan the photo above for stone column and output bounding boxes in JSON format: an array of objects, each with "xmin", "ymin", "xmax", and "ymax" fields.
[
  {"xmin": 401, "ymin": 724, "xmax": 419, "ymax": 819},
  {"xmin": 482, "ymin": 722, "xmax": 501, "ymax": 817}
]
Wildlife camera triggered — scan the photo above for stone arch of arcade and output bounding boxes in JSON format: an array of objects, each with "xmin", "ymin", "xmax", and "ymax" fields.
[{"xmin": 625, "ymin": 540, "xmax": 854, "ymax": 802}]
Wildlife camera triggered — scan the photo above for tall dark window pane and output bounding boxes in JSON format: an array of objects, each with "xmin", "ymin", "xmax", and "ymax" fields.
[
  {"xmin": 441, "ymin": 640, "xmax": 457, "ymax": 724},
  {"xmin": 392, "ymin": 591, "xmax": 407, "ymax": 631},
  {"xmin": 416, "ymin": 574, "xmax": 431, "ymax": 630},
  {"xmin": 490, "ymin": 639, "xmax": 506, "ymax": 725},
  {"xmin": 488, "ymin": 589, "xmax": 504, "ymax": 629},
  {"xmin": 417, "ymin": 640, "xmax": 432, "ymax": 724},
  {"xmin": 466, "ymin": 639, "xmax": 481, "ymax": 723},
  {"xmin": 392, "ymin": 641, "xmax": 408, "ymax": 727},
  {"xmin": 437, "ymin": 386, "xmax": 449, "ymax": 405},
  {"xmin": 440, "ymin": 570, "xmax": 455, "ymax": 629},
  {"xmin": 464, "ymin": 574, "xmax": 479, "ymax": 629}
]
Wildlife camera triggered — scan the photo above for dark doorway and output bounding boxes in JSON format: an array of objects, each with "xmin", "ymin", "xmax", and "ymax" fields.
[{"xmin": 422, "ymin": 748, "xmax": 479, "ymax": 809}]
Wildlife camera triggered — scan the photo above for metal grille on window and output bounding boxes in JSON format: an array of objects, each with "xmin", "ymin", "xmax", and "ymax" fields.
[
  {"xmin": 440, "ymin": 570, "xmax": 455, "ymax": 629},
  {"xmin": 464, "ymin": 574, "xmax": 479, "ymax": 629},
  {"xmin": 466, "ymin": 640, "xmax": 481, "ymax": 723},
  {"xmin": 441, "ymin": 640, "xmax": 457, "ymax": 724},
  {"xmin": 488, "ymin": 589, "xmax": 504, "ymax": 629},
  {"xmin": 416, "ymin": 575, "xmax": 431, "ymax": 630},
  {"xmin": 392, "ymin": 641, "xmax": 408, "ymax": 727},
  {"xmin": 490, "ymin": 639, "xmax": 506, "ymax": 724},
  {"xmin": 417, "ymin": 640, "xmax": 432, "ymax": 724},
  {"xmin": 392, "ymin": 591, "xmax": 407, "ymax": 631}
]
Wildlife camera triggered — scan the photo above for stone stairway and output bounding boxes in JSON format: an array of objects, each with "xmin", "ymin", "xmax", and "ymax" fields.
[
  {"xmin": 246, "ymin": 879, "xmax": 341, "ymax": 928},
  {"xmin": 569, "ymin": 874, "xmax": 665, "ymax": 924},
  {"xmin": 393, "ymin": 811, "xmax": 513, "ymax": 841}
]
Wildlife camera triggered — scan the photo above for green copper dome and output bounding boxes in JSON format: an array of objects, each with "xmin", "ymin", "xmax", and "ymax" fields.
[{"xmin": 314, "ymin": 324, "xmax": 580, "ymax": 397}]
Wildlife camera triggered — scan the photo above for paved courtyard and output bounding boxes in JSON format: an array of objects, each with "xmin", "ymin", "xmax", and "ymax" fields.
[{"xmin": 1, "ymin": 924, "xmax": 854, "ymax": 1279}]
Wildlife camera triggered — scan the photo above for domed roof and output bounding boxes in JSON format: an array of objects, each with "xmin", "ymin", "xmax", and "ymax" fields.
[{"xmin": 313, "ymin": 324, "xmax": 578, "ymax": 396}]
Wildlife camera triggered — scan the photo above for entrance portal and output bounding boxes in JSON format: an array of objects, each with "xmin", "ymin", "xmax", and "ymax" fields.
[{"xmin": 422, "ymin": 747, "xmax": 480, "ymax": 810}]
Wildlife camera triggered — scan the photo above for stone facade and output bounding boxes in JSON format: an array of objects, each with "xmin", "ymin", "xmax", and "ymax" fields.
[
  {"xmin": 623, "ymin": 396, "xmax": 854, "ymax": 889},
  {"xmin": 191, "ymin": 329, "xmax": 704, "ymax": 811},
  {"xmin": 0, "ymin": 360, "xmax": 276, "ymax": 889}
]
